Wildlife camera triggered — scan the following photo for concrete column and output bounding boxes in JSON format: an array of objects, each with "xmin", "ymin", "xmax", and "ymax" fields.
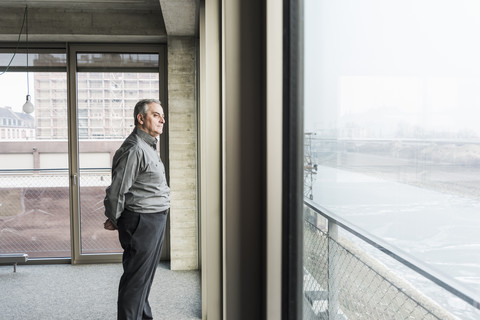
[{"xmin": 167, "ymin": 37, "xmax": 198, "ymax": 270}]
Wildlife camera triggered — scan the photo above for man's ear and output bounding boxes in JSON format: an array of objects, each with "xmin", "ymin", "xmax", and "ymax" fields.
[{"xmin": 137, "ymin": 114, "xmax": 144, "ymax": 124}]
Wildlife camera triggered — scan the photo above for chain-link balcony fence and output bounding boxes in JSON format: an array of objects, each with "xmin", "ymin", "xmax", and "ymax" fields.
[
  {"xmin": 79, "ymin": 169, "xmax": 122, "ymax": 254},
  {"xmin": 303, "ymin": 201, "xmax": 480, "ymax": 320},
  {"xmin": 0, "ymin": 170, "xmax": 71, "ymax": 258},
  {"xmin": 0, "ymin": 169, "xmax": 121, "ymax": 258}
]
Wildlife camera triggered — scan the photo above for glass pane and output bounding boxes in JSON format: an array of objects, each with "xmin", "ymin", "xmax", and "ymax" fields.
[
  {"xmin": 77, "ymin": 53, "xmax": 159, "ymax": 69},
  {"xmin": 77, "ymin": 72, "xmax": 159, "ymax": 255},
  {"xmin": 0, "ymin": 72, "xmax": 70, "ymax": 258},
  {"xmin": 0, "ymin": 53, "xmax": 67, "ymax": 68},
  {"xmin": 303, "ymin": 1, "xmax": 480, "ymax": 319}
]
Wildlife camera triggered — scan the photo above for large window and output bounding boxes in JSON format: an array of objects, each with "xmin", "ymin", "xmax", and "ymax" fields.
[
  {"xmin": 0, "ymin": 51, "xmax": 70, "ymax": 258},
  {"xmin": 302, "ymin": 1, "xmax": 480, "ymax": 319}
]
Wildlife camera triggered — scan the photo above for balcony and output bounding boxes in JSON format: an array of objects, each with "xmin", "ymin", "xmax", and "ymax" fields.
[{"xmin": 303, "ymin": 199, "xmax": 480, "ymax": 320}]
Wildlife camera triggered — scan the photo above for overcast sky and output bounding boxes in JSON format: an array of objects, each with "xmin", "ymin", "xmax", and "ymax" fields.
[
  {"xmin": 0, "ymin": 72, "xmax": 35, "ymax": 114},
  {"xmin": 304, "ymin": 0, "xmax": 480, "ymax": 136}
]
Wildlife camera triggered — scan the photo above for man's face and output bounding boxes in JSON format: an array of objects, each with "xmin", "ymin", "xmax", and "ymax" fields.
[{"xmin": 137, "ymin": 102, "xmax": 165, "ymax": 137}]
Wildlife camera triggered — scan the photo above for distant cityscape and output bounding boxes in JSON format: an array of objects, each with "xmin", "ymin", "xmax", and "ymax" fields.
[{"xmin": 0, "ymin": 72, "xmax": 159, "ymax": 141}]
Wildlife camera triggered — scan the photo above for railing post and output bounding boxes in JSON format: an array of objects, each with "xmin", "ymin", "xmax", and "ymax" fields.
[{"xmin": 328, "ymin": 220, "xmax": 339, "ymax": 319}]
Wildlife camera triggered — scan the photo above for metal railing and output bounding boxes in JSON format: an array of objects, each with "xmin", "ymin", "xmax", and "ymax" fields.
[{"xmin": 303, "ymin": 199, "xmax": 480, "ymax": 320}]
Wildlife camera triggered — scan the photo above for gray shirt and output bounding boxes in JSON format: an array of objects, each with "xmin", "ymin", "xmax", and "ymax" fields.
[{"xmin": 104, "ymin": 127, "xmax": 170, "ymax": 224}]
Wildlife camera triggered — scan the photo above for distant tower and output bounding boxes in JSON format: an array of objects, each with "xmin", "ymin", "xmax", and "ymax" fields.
[{"xmin": 304, "ymin": 132, "xmax": 317, "ymax": 200}]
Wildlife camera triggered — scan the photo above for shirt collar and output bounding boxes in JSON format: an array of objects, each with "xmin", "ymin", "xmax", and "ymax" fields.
[{"xmin": 134, "ymin": 127, "xmax": 158, "ymax": 149}]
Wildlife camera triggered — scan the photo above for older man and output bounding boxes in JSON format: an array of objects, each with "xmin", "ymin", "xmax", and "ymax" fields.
[{"xmin": 104, "ymin": 99, "xmax": 170, "ymax": 320}]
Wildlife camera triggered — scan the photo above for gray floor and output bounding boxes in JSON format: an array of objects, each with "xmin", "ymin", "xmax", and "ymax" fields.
[{"xmin": 0, "ymin": 262, "xmax": 201, "ymax": 320}]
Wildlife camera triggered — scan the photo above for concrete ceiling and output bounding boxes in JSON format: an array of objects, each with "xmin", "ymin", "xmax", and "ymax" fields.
[
  {"xmin": 0, "ymin": 0, "xmax": 161, "ymax": 10},
  {"xmin": 0, "ymin": 0, "xmax": 198, "ymax": 42}
]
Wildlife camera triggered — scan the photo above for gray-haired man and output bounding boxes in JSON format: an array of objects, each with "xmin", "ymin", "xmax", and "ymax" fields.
[{"xmin": 104, "ymin": 99, "xmax": 170, "ymax": 320}]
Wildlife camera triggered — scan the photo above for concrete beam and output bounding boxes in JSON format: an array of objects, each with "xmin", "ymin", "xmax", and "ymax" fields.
[
  {"xmin": 0, "ymin": 7, "xmax": 167, "ymax": 43},
  {"xmin": 0, "ymin": 0, "xmax": 160, "ymax": 11},
  {"xmin": 158, "ymin": 0, "xmax": 198, "ymax": 36}
]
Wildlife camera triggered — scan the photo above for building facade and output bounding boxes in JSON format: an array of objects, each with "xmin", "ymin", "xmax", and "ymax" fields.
[{"xmin": 0, "ymin": 106, "xmax": 35, "ymax": 140}]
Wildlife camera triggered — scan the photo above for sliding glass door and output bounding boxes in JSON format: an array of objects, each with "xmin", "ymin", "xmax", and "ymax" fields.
[
  {"xmin": 0, "ymin": 45, "xmax": 167, "ymax": 263},
  {"xmin": 69, "ymin": 45, "xmax": 167, "ymax": 263}
]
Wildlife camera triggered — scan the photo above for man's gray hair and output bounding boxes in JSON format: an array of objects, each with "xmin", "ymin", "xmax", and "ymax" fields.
[{"xmin": 134, "ymin": 99, "xmax": 161, "ymax": 125}]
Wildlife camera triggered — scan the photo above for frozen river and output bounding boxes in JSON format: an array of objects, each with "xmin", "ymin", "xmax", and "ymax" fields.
[{"xmin": 311, "ymin": 165, "xmax": 480, "ymax": 318}]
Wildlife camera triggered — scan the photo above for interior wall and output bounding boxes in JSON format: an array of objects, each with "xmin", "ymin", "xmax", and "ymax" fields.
[
  {"xmin": 223, "ymin": 0, "xmax": 267, "ymax": 318},
  {"xmin": 0, "ymin": 3, "xmax": 202, "ymax": 268},
  {"xmin": 199, "ymin": 0, "xmax": 223, "ymax": 318}
]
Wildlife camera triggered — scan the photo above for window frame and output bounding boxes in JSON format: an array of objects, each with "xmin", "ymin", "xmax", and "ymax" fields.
[{"xmin": 281, "ymin": 0, "xmax": 305, "ymax": 319}]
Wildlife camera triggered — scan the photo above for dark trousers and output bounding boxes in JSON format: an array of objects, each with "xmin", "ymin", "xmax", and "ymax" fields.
[{"xmin": 117, "ymin": 209, "xmax": 168, "ymax": 320}]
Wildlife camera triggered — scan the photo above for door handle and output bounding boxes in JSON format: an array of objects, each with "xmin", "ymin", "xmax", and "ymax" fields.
[{"xmin": 72, "ymin": 173, "xmax": 78, "ymax": 186}]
